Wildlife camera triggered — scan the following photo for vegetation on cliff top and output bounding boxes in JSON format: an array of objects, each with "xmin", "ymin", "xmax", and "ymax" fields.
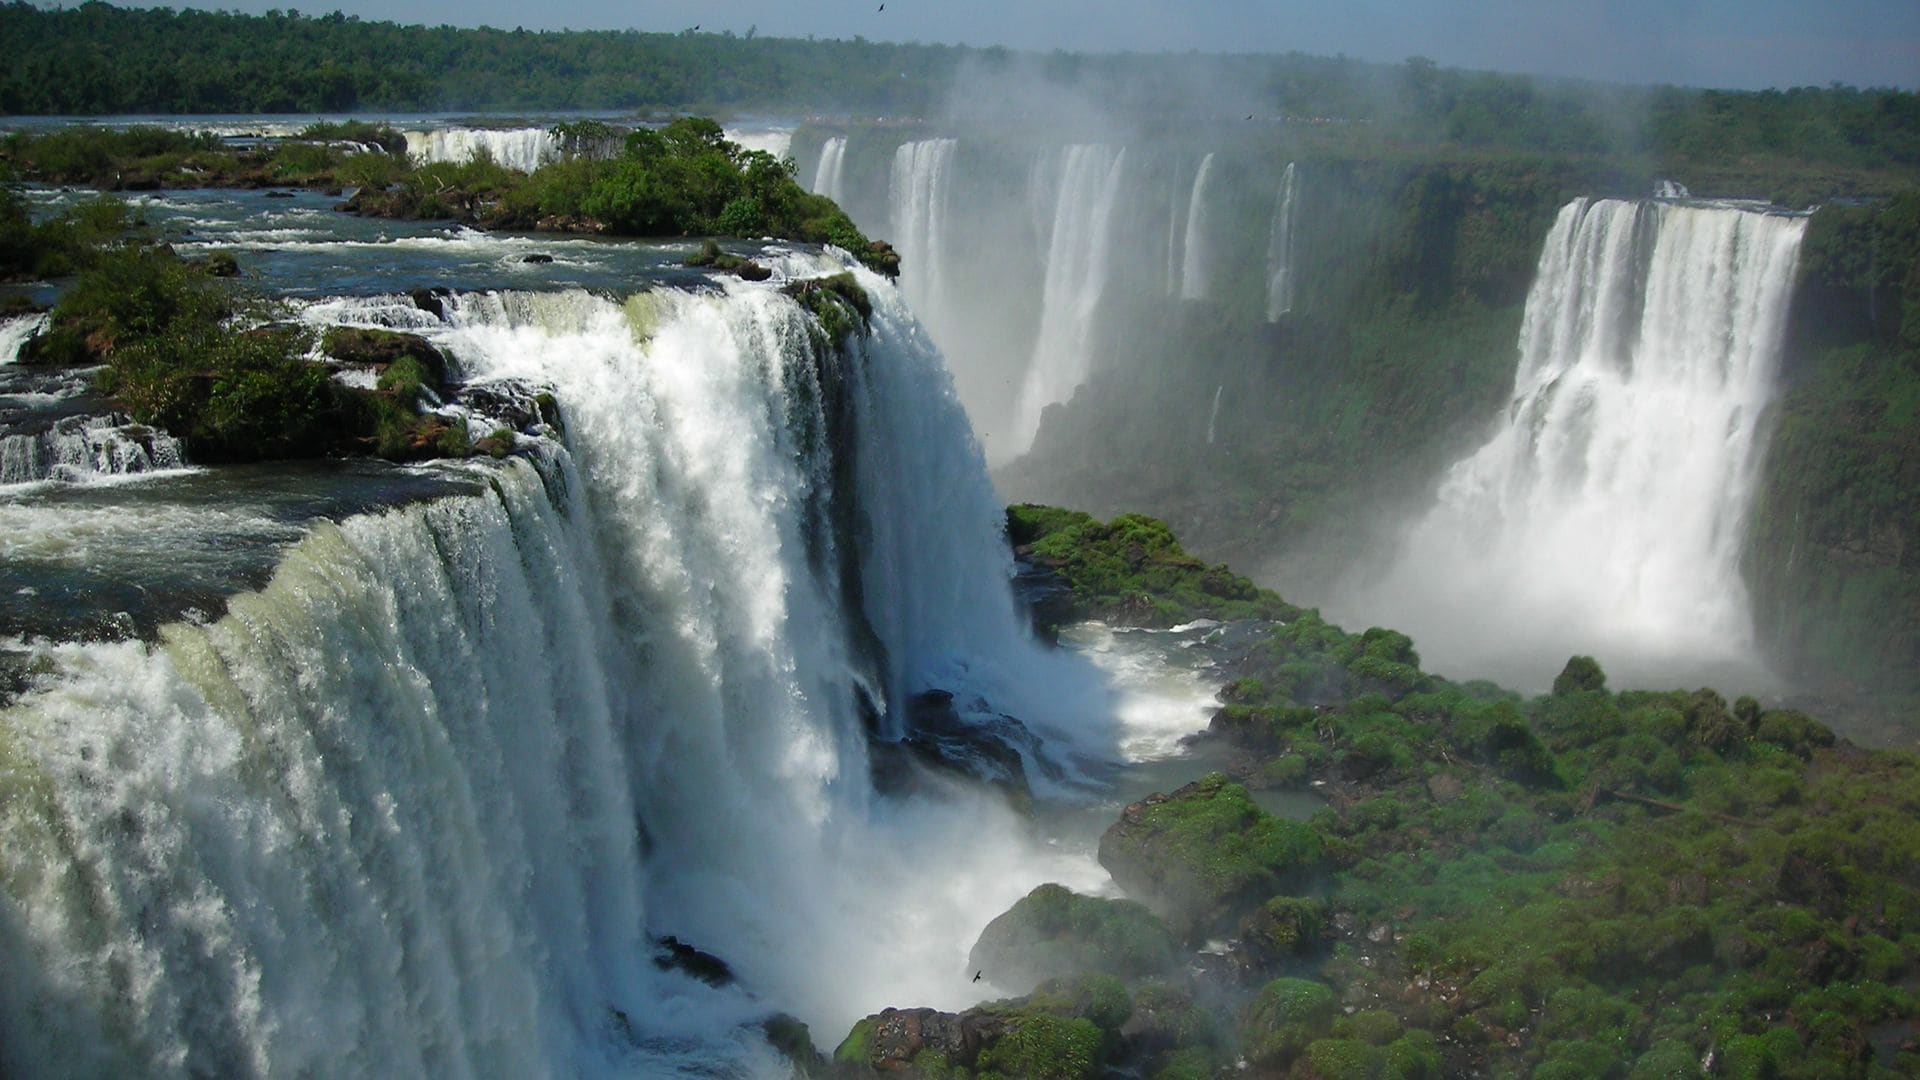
[
  {"xmin": 1, "ymin": 118, "xmax": 900, "ymax": 277},
  {"xmin": 828, "ymin": 510, "xmax": 1919, "ymax": 1078}
]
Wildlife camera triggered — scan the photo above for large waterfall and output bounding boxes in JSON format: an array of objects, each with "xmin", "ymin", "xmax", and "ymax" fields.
[
  {"xmin": 0, "ymin": 271, "xmax": 1109, "ymax": 1077},
  {"xmin": 1009, "ymin": 145, "xmax": 1129, "ymax": 457},
  {"xmin": 1340, "ymin": 198, "xmax": 1808, "ymax": 690}
]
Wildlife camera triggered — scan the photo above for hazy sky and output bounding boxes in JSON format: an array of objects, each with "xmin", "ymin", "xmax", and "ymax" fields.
[{"xmin": 168, "ymin": 1, "xmax": 1919, "ymax": 90}]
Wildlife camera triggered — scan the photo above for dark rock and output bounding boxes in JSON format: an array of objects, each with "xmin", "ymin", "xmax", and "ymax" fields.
[
  {"xmin": 836, "ymin": 1007, "xmax": 1015, "ymax": 1071},
  {"xmin": 734, "ymin": 261, "xmax": 773, "ymax": 282},
  {"xmin": 521, "ymin": 253, "xmax": 555, "ymax": 264},
  {"xmin": 320, "ymin": 328, "xmax": 448, "ymax": 387},
  {"xmin": 871, "ymin": 689, "xmax": 1053, "ymax": 808},
  {"xmin": 408, "ymin": 287, "xmax": 451, "ymax": 321},
  {"xmin": 652, "ymin": 935, "xmax": 734, "ymax": 987},
  {"xmin": 263, "ymin": 190, "xmax": 295, "ymax": 199},
  {"xmin": 193, "ymin": 251, "xmax": 240, "ymax": 277},
  {"xmin": 457, "ymin": 380, "xmax": 559, "ymax": 433}
]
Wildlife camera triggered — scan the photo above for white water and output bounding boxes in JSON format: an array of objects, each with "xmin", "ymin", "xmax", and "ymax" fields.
[
  {"xmin": 1266, "ymin": 162, "xmax": 1299, "ymax": 321},
  {"xmin": 1, "ymin": 313, "xmax": 48, "ymax": 364},
  {"xmin": 405, "ymin": 128, "xmax": 560, "ymax": 173},
  {"xmin": 0, "ymin": 273, "xmax": 1120, "ymax": 1077},
  {"xmin": 1179, "ymin": 153, "xmax": 1217, "ymax": 301},
  {"xmin": 1007, "ymin": 145, "xmax": 1129, "ymax": 458},
  {"xmin": 888, "ymin": 139, "xmax": 958, "ymax": 316},
  {"xmin": 1655, "ymin": 179, "xmax": 1691, "ymax": 199},
  {"xmin": 1206, "ymin": 385, "xmax": 1224, "ymax": 445},
  {"xmin": 0, "ymin": 414, "xmax": 188, "ymax": 488},
  {"xmin": 810, "ymin": 137, "xmax": 848, "ymax": 204},
  {"xmin": 1340, "ymin": 199, "xmax": 1808, "ymax": 691},
  {"xmin": 724, "ymin": 127, "xmax": 794, "ymax": 164}
]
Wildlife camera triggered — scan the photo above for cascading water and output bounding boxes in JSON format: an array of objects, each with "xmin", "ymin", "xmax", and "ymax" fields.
[
  {"xmin": 404, "ymin": 128, "xmax": 560, "ymax": 173},
  {"xmin": 888, "ymin": 139, "xmax": 958, "ymax": 313},
  {"xmin": 1179, "ymin": 153, "xmax": 1217, "ymax": 301},
  {"xmin": 810, "ymin": 136, "xmax": 848, "ymax": 204},
  {"xmin": 0, "ymin": 413, "xmax": 187, "ymax": 487},
  {"xmin": 0, "ymin": 270, "xmax": 1112, "ymax": 1077},
  {"xmin": 1266, "ymin": 162, "xmax": 1298, "ymax": 321},
  {"xmin": 1008, "ymin": 145, "xmax": 1129, "ymax": 457},
  {"xmin": 2, "ymin": 312, "xmax": 48, "ymax": 362},
  {"xmin": 1338, "ymin": 198, "xmax": 1808, "ymax": 690}
]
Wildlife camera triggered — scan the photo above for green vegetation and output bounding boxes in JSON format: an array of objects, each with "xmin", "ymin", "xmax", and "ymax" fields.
[
  {"xmin": 1747, "ymin": 192, "xmax": 1920, "ymax": 718},
  {"xmin": 831, "ymin": 509, "xmax": 1918, "ymax": 1078},
  {"xmin": 4, "ymin": 5, "xmax": 1917, "ymax": 198},
  {"xmin": 1097, "ymin": 772, "xmax": 1328, "ymax": 939},
  {"xmin": 1007, "ymin": 505, "xmax": 1296, "ymax": 627},
  {"xmin": 18, "ymin": 236, "xmax": 483, "ymax": 464},
  {"xmin": 0, "ymin": 187, "xmax": 146, "ymax": 281},
  {"xmin": 966, "ymin": 883, "xmax": 1179, "ymax": 993},
  {"xmin": 2, "ymin": 118, "xmax": 898, "ymax": 275}
]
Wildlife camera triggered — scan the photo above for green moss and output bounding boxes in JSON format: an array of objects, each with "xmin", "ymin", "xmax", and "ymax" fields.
[
  {"xmin": 832, "ymin": 1017, "xmax": 877, "ymax": 1065},
  {"xmin": 973, "ymin": 1014, "xmax": 1103, "ymax": 1080},
  {"xmin": 970, "ymin": 884, "xmax": 1178, "ymax": 993},
  {"xmin": 1027, "ymin": 974, "xmax": 1132, "ymax": 1032},
  {"xmin": 1302, "ymin": 1037, "xmax": 1389, "ymax": 1080}
]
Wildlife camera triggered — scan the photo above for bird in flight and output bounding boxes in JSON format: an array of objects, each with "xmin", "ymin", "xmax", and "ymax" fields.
[{"xmin": 972, "ymin": 970, "xmax": 982, "ymax": 983}]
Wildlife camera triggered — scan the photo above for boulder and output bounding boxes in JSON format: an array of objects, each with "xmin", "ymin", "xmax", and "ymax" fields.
[
  {"xmin": 321, "ymin": 327, "xmax": 448, "ymax": 388},
  {"xmin": 1098, "ymin": 773, "xmax": 1325, "ymax": 939},
  {"xmin": 967, "ymin": 884, "xmax": 1178, "ymax": 995}
]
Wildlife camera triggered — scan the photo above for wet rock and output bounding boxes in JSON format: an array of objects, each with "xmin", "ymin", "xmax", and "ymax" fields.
[
  {"xmin": 521, "ymin": 253, "xmax": 555, "ymax": 264},
  {"xmin": 409, "ymin": 287, "xmax": 451, "ymax": 321},
  {"xmin": 652, "ymin": 935, "xmax": 734, "ymax": 987},
  {"xmin": 967, "ymin": 883, "xmax": 1178, "ymax": 995}
]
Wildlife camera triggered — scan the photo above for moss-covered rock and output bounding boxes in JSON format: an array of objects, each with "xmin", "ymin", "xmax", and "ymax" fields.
[
  {"xmin": 1099, "ymin": 773, "xmax": 1326, "ymax": 938},
  {"xmin": 1240, "ymin": 977, "xmax": 1338, "ymax": 1069},
  {"xmin": 967, "ymin": 883, "xmax": 1179, "ymax": 994}
]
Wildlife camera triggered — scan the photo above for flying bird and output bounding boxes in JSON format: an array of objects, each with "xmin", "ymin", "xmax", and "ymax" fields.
[
  {"xmin": 972, "ymin": 970, "xmax": 982, "ymax": 983},
  {"xmin": 879, "ymin": 4, "xmax": 885, "ymax": 10}
]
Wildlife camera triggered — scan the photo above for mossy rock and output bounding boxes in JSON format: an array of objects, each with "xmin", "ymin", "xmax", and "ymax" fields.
[
  {"xmin": 1300, "ymin": 1037, "xmax": 1389, "ymax": 1079},
  {"xmin": 1238, "ymin": 895, "xmax": 1326, "ymax": 969},
  {"xmin": 1240, "ymin": 977, "xmax": 1337, "ymax": 1068},
  {"xmin": 1098, "ymin": 773, "xmax": 1326, "ymax": 938},
  {"xmin": 321, "ymin": 327, "xmax": 448, "ymax": 387},
  {"xmin": 968, "ymin": 883, "xmax": 1179, "ymax": 994}
]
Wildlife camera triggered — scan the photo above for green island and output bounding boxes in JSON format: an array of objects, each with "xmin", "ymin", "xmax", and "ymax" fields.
[
  {"xmin": 0, "ymin": 118, "xmax": 889, "ymax": 465},
  {"xmin": 790, "ymin": 507, "xmax": 1920, "ymax": 1079}
]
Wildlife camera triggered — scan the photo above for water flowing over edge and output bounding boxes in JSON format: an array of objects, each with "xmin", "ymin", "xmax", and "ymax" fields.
[
  {"xmin": 0, "ymin": 269, "xmax": 1118, "ymax": 1078},
  {"xmin": 1340, "ymin": 197, "xmax": 1809, "ymax": 691}
]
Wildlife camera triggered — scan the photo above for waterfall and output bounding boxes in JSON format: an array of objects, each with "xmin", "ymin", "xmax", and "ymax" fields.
[
  {"xmin": 1266, "ymin": 162, "xmax": 1299, "ymax": 321},
  {"xmin": 2, "ymin": 312, "xmax": 48, "ymax": 363},
  {"xmin": 1655, "ymin": 179, "xmax": 1691, "ymax": 199},
  {"xmin": 1179, "ymin": 153, "xmax": 1217, "ymax": 301},
  {"xmin": 404, "ymin": 128, "xmax": 560, "ymax": 173},
  {"xmin": 1206, "ymin": 385, "xmax": 1224, "ymax": 445},
  {"xmin": 888, "ymin": 139, "xmax": 958, "ymax": 314},
  {"xmin": 1008, "ymin": 145, "xmax": 1129, "ymax": 457},
  {"xmin": 723, "ymin": 127, "xmax": 793, "ymax": 163},
  {"xmin": 1342, "ymin": 198, "xmax": 1808, "ymax": 690},
  {"xmin": 810, "ymin": 136, "xmax": 848, "ymax": 203},
  {"xmin": 0, "ymin": 273, "xmax": 1108, "ymax": 1077},
  {"xmin": 1, "ymin": 413, "xmax": 188, "ymax": 487}
]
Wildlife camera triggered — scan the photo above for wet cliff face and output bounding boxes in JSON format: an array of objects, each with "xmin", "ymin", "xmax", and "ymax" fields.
[{"xmin": 1745, "ymin": 193, "xmax": 1920, "ymax": 719}]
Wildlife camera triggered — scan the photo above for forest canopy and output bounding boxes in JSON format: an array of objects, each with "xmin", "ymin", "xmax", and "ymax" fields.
[{"xmin": 2, "ymin": 2, "xmax": 1917, "ymax": 177}]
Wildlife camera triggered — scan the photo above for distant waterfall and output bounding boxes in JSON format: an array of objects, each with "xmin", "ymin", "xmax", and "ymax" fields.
[
  {"xmin": 1, "ymin": 312, "xmax": 47, "ymax": 363},
  {"xmin": 1179, "ymin": 153, "xmax": 1217, "ymax": 301},
  {"xmin": 1266, "ymin": 162, "xmax": 1299, "ymax": 321},
  {"xmin": 0, "ymin": 273, "xmax": 1104, "ymax": 1077},
  {"xmin": 1344, "ymin": 199, "xmax": 1808, "ymax": 689},
  {"xmin": 1, "ymin": 413, "xmax": 187, "ymax": 487},
  {"xmin": 1206, "ymin": 385, "xmax": 1224, "ymax": 445},
  {"xmin": 888, "ymin": 139, "xmax": 958, "ymax": 312},
  {"xmin": 1008, "ymin": 145, "xmax": 1129, "ymax": 456},
  {"xmin": 811, "ymin": 136, "xmax": 848, "ymax": 203},
  {"xmin": 405, "ymin": 128, "xmax": 560, "ymax": 173}
]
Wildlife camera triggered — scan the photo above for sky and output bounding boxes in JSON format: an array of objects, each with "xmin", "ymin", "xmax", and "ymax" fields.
[{"xmin": 141, "ymin": 0, "xmax": 1920, "ymax": 91}]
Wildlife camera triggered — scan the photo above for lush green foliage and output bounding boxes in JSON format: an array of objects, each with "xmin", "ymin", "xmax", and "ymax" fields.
[
  {"xmin": 967, "ymin": 884, "xmax": 1179, "ymax": 992},
  {"xmin": 1007, "ymin": 505, "xmax": 1296, "ymax": 627},
  {"xmin": 6, "ymin": 4, "xmax": 1918, "ymax": 194},
  {"xmin": 0, "ymin": 186, "xmax": 144, "ymax": 281},
  {"xmin": 978, "ymin": 509, "xmax": 1920, "ymax": 1077},
  {"xmin": 1747, "ymin": 193, "xmax": 1920, "ymax": 716}
]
